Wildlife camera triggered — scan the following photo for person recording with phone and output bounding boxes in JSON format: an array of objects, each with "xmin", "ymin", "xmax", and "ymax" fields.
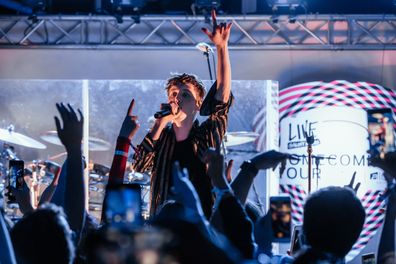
[{"xmin": 132, "ymin": 9, "xmax": 233, "ymax": 219}]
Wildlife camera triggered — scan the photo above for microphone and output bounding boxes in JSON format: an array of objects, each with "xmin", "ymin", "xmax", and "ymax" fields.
[
  {"xmin": 195, "ymin": 42, "xmax": 213, "ymax": 54},
  {"xmin": 154, "ymin": 109, "xmax": 172, "ymax": 119}
]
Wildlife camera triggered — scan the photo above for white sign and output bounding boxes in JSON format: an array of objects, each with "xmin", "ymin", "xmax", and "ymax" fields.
[{"xmin": 280, "ymin": 107, "xmax": 386, "ymax": 196}]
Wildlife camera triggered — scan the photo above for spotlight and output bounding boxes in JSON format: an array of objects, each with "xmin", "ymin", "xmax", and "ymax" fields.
[
  {"xmin": 195, "ymin": 0, "xmax": 220, "ymax": 10},
  {"xmin": 266, "ymin": 0, "xmax": 306, "ymax": 12},
  {"xmin": 110, "ymin": 0, "xmax": 145, "ymax": 12},
  {"xmin": 108, "ymin": 0, "xmax": 145, "ymax": 23}
]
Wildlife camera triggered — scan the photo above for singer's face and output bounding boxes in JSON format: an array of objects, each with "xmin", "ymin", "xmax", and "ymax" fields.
[{"xmin": 168, "ymin": 83, "xmax": 200, "ymax": 121}]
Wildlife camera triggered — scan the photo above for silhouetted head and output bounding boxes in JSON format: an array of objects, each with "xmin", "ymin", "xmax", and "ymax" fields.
[
  {"xmin": 11, "ymin": 203, "xmax": 75, "ymax": 264},
  {"xmin": 302, "ymin": 186, "xmax": 365, "ymax": 258}
]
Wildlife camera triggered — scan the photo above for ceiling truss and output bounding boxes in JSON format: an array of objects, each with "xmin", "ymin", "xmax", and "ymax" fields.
[{"xmin": 1, "ymin": 14, "xmax": 396, "ymax": 49}]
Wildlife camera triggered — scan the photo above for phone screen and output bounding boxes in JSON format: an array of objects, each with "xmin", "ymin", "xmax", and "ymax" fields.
[
  {"xmin": 367, "ymin": 108, "xmax": 395, "ymax": 158},
  {"xmin": 361, "ymin": 253, "xmax": 375, "ymax": 264},
  {"xmin": 9, "ymin": 160, "xmax": 24, "ymax": 189},
  {"xmin": 270, "ymin": 196, "xmax": 291, "ymax": 242},
  {"xmin": 103, "ymin": 183, "xmax": 143, "ymax": 226}
]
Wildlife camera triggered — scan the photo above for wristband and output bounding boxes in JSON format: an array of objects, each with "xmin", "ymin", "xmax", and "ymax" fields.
[{"xmin": 114, "ymin": 150, "xmax": 128, "ymax": 158}]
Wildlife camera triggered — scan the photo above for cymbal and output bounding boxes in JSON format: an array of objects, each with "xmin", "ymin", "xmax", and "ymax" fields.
[
  {"xmin": 224, "ymin": 131, "xmax": 259, "ymax": 147},
  {"xmin": 41, "ymin": 131, "xmax": 111, "ymax": 151},
  {"xmin": 0, "ymin": 127, "xmax": 46, "ymax": 149}
]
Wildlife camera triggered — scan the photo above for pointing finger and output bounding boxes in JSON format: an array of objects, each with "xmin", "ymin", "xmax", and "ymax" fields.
[
  {"xmin": 211, "ymin": 9, "xmax": 217, "ymax": 29},
  {"xmin": 127, "ymin": 98, "xmax": 135, "ymax": 117}
]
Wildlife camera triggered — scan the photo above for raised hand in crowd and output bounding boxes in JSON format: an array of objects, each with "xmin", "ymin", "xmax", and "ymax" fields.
[
  {"xmin": 10, "ymin": 179, "xmax": 33, "ymax": 215},
  {"xmin": 254, "ymin": 211, "xmax": 274, "ymax": 257},
  {"xmin": 202, "ymin": 132, "xmax": 229, "ymax": 191},
  {"xmin": 203, "ymin": 135, "xmax": 256, "ymax": 259},
  {"xmin": 170, "ymin": 162, "xmax": 205, "ymax": 220},
  {"xmin": 54, "ymin": 103, "xmax": 85, "ymax": 235},
  {"xmin": 38, "ymin": 161, "xmax": 62, "ymax": 205},
  {"xmin": 118, "ymin": 98, "xmax": 140, "ymax": 141},
  {"xmin": 108, "ymin": 98, "xmax": 140, "ymax": 186},
  {"xmin": 231, "ymin": 150, "xmax": 291, "ymax": 205},
  {"xmin": 344, "ymin": 171, "xmax": 361, "ymax": 193},
  {"xmin": 250, "ymin": 150, "xmax": 292, "ymax": 171},
  {"xmin": 55, "ymin": 103, "xmax": 83, "ymax": 152}
]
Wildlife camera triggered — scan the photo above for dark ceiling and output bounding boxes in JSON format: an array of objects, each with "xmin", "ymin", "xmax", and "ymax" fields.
[{"xmin": 1, "ymin": 0, "xmax": 396, "ymax": 15}]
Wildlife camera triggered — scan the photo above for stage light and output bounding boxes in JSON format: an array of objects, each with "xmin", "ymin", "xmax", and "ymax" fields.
[
  {"xmin": 195, "ymin": 0, "xmax": 221, "ymax": 10},
  {"xmin": 266, "ymin": 0, "xmax": 306, "ymax": 11},
  {"xmin": 110, "ymin": 0, "xmax": 145, "ymax": 12},
  {"xmin": 107, "ymin": 0, "xmax": 145, "ymax": 23}
]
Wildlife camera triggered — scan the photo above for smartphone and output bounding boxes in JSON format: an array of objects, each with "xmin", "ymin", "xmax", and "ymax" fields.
[
  {"xmin": 103, "ymin": 183, "xmax": 143, "ymax": 227},
  {"xmin": 9, "ymin": 159, "xmax": 24, "ymax": 189},
  {"xmin": 290, "ymin": 224, "xmax": 303, "ymax": 255},
  {"xmin": 270, "ymin": 196, "xmax": 291, "ymax": 242},
  {"xmin": 361, "ymin": 253, "xmax": 375, "ymax": 264},
  {"xmin": 367, "ymin": 108, "xmax": 395, "ymax": 159}
]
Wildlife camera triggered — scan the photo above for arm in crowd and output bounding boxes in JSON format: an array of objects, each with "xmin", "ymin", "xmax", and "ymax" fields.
[
  {"xmin": 38, "ymin": 161, "xmax": 62, "ymax": 205},
  {"xmin": 231, "ymin": 150, "xmax": 290, "ymax": 205},
  {"xmin": 168, "ymin": 162, "xmax": 213, "ymax": 238},
  {"xmin": 54, "ymin": 103, "xmax": 85, "ymax": 236},
  {"xmin": 0, "ymin": 210, "xmax": 16, "ymax": 264},
  {"xmin": 203, "ymin": 134, "xmax": 256, "ymax": 259},
  {"xmin": 370, "ymin": 152, "xmax": 396, "ymax": 263},
  {"xmin": 108, "ymin": 99, "xmax": 140, "ymax": 184}
]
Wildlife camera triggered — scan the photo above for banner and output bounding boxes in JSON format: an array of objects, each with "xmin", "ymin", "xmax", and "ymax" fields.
[{"xmin": 279, "ymin": 80, "xmax": 396, "ymax": 261}]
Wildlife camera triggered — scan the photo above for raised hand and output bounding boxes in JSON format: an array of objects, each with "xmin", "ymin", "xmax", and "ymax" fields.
[
  {"xmin": 344, "ymin": 171, "xmax": 361, "ymax": 193},
  {"xmin": 119, "ymin": 99, "xmax": 140, "ymax": 140},
  {"xmin": 201, "ymin": 9, "xmax": 232, "ymax": 47},
  {"xmin": 202, "ymin": 131, "xmax": 228, "ymax": 189},
  {"xmin": 250, "ymin": 150, "xmax": 291, "ymax": 171},
  {"xmin": 54, "ymin": 103, "xmax": 83, "ymax": 151},
  {"xmin": 171, "ymin": 162, "xmax": 203, "ymax": 216},
  {"xmin": 11, "ymin": 178, "xmax": 33, "ymax": 214}
]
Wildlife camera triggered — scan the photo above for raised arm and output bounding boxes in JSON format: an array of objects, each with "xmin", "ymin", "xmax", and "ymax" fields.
[
  {"xmin": 202, "ymin": 136, "xmax": 256, "ymax": 259},
  {"xmin": 202, "ymin": 9, "xmax": 232, "ymax": 103},
  {"xmin": 370, "ymin": 152, "xmax": 396, "ymax": 263},
  {"xmin": 108, "ymin": 98, "xmax": 140, "ymax": 184},
  {"xmin": 231, "ymin": 150, "xmax": 290, "ymax": 205},
  {"xmin": 0, "ymin": 211, "xmax": 16, "ymax": 264},
  {"xmin": 54, "ymin": 103, "xmax": 85, "ymax": 234}
]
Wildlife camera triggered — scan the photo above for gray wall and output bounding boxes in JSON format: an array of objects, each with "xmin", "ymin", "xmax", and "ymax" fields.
[{"xmin": 1, "ymin": 48, "xmax": 396, "ymax": 90}]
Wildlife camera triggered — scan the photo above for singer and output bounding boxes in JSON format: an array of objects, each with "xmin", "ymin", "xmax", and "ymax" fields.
[{"xmin": 131, "ymin": 10, "xmax": 233, "ymax": 219}]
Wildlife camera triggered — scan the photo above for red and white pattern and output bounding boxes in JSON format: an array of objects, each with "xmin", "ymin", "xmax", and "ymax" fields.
[
  {"xmin": 346, "ymin": 190, "xmax": 386, "ymax": 261},
  {"xmin": 279, "ymin": 80, "xmax": 396, "ymax": 122}
]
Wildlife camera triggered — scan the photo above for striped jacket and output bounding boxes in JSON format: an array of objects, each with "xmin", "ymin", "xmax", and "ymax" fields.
[{"xmin": 132, "ymin": 92, "xmax": 233, "ymax": 217}]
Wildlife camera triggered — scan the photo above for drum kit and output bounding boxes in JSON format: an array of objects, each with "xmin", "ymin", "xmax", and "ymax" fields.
[{"xmin": 0, "ymin": 124, "xmax": 259, "ymax": 220}]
